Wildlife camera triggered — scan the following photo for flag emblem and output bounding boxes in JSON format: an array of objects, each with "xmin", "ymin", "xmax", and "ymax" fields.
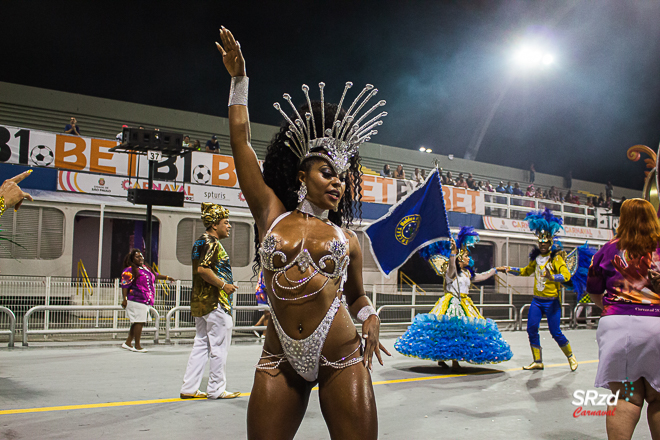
[{"xmin": 395, "ymin": 215, "xmax": 421, "ymax": 245}]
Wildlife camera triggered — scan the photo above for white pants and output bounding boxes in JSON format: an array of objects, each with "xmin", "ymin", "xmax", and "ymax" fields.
[{"xmin": 180, "ymin": 307, "xmax": 233, "ymax": 398}]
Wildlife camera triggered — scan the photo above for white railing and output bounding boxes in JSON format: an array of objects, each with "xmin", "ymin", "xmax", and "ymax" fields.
[
  {"xmin": 0, "ymin": 306, "xmax": 16, "ymax": 347},
  {"xmin": 572, "ymin": 302, "xmax": 600, "ymax": 328},
  {"xmin": 165, "ymin": 304, "xmax": 269, "ymax": 343},
  {"xmin": 0, "ymin": 277, "xmax": 559, "ymax": 343},
  {"xmin": 22, "ymin": 305, "xmax": 161, "ymax": 346},
  {"xmin": 482, "ymin": 193, "xmax": 596, "ymax": 226}
]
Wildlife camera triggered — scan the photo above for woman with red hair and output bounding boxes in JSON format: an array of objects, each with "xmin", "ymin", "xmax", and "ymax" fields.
[{"xmin": 587, "ymin": 198, "xmax": 660, "ymax": 439}]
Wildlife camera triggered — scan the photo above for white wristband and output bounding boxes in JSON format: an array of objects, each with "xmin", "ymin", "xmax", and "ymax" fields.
[
  {"xmin": 229, "ymin": 76, "xmax": 249, "ymax": 106},
  {"xmin": 357, "ymin": 305, "xmax": 378, "ymax": 323}
]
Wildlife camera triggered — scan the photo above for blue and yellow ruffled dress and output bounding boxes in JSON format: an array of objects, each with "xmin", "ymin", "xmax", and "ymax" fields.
[{"xmin": 395, "ymin": 269, "xmax": 513, "ymax": 364}]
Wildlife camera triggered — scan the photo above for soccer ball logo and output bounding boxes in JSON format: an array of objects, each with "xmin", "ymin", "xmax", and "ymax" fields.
[
  {"xmin": 30, "ymin": 145, "xmax": 54, "ymax": 167},
  {"xmin": 193, "ymin": 164, "xmax": 212, "ymax": 184}
]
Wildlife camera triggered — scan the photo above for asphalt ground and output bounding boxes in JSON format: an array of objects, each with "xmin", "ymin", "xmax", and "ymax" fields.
[{"xmin": 0, "ymin": 328, "xmax": 653, "ymax": 439}]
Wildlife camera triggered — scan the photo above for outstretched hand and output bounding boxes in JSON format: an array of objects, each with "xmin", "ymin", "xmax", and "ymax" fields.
[
  {"xmin": 362, "ymin": 315, "xmax": 391, "ymax": 370},
  {"xmin": 1, "ymin": 170, "xmax": 34, "ymax": 211},
  {"xmin": 216, "ymin": 26, "xmax": 246, "ymax": 77}
]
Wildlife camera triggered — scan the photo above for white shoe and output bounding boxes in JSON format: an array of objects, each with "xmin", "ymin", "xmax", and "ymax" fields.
[
  {"xmin": 134, "ymin": 347, "xmax": 148, "ymax": 353},
  {"xmin": 121, "ymin": 343, "xmax": 136, "ymax": 352}
]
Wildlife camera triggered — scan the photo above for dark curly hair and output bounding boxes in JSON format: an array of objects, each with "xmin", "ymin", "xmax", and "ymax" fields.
[
  {"xmin": 122, "ymin": 248, "xmax": 153, "ymax": 281},
  {"xmin": 252, "ymin": 101, "xmax": 363, "ymax": 276}
]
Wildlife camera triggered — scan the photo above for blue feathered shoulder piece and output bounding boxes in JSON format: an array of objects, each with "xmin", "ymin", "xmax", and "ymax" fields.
[
  {"xmin": 418, "ymin": 240, "xmax": 452, "ymax": 260},
  {"xmin": 525, "ymin": 208, "xmax": 563, "ymax": 237},
  {"xmin": 563, "ymin": 242, "xmax": 598, "ymax": 300},
  {"xmin": 456, "ymin": 226, "xmax": 479, "ymax": 250}
]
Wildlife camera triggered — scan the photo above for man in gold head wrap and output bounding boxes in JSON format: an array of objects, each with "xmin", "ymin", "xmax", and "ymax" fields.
[{"xmin": 180, "ymin": 202, "xmax": 241, "ymax": 399}]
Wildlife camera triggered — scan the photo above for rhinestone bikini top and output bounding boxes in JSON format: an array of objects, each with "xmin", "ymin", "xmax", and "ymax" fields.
[{"xmin": 258, "ymin": 209, "xmax": 349, "ymax": 301}]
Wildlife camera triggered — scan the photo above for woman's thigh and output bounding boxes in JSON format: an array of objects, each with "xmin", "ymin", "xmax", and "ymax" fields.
[
  {"xmin": 610, "ymin": 379, "xmax": 646, "ymax": 407},
  {"xmin": 247, "ymin": 361, "xmax": 313, "ymax": 440},
  {"xmin": 317, "ymin": 362, "xmax": 377, "ymax": 440}
]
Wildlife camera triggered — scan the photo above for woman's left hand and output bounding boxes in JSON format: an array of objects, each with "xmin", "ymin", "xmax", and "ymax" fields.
[
  {"xmin": 362, "ymin": 315, "xmax": 391, "ymax": 370},
  {"xmin": 216, "ymin": 26, "xmax": 246, "ymax": 77}
]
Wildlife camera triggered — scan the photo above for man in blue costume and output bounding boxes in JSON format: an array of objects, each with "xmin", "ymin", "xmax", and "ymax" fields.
[{"xmin": 499, "ymin": 209, "xmax": 578, "ymax": 371}]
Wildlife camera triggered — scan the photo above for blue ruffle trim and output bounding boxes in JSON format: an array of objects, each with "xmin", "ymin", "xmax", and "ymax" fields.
[{"xmin": 394, "ymin": 313, "xmax": 514, "ymax": 364}]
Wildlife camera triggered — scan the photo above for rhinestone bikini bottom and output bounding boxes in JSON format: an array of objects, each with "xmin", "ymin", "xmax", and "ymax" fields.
[{"xmin": 256, "ymin": 296, "xmax": 363, "ymax": 382}]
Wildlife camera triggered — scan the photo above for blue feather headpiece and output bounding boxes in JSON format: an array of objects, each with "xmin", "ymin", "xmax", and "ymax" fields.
[
  {"xmin": 525, "ymin": 208, "xmax": 563, "ymax": 242},
  {"xmin": 418, "ymin": 227, "xmax": 479, "ymax": 275},
  {"xmin": 455, "ymin": 226, "xmax": 480, "ymax": 251},
  {"xmin": 418, "ymin": 240, "xmax": 452, "ymax": 260}
]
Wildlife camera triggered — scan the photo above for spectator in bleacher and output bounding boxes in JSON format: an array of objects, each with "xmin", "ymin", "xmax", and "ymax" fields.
[
  {"xmin": 64, "ymin": 117, "xmax": 81, "ymax": 136},
  {"xmin": 535, "ymin": 187, "xmax": 543, "ymax": 199},
  {"xmin": 380, "ymin": 164, "xmax": 392, "ymax": 178},
  {"xmin": 586, "ymin": 197, "xmax": 594, "ymax": 208},
  {"xmin": 455, "ymin": 174, "xmax": 468, "ymax": 189},
  {"xmin": 505, "ymin": 181, "xmax": 513, "ymax": 194},
  {"xmin": 605, "ymin": 181, "xmax": 614, "ymax": 199},
  {"xmin": 466, "ymin": 173, "xmax": 476, "ymax": 189},
  {"xmin": 445, "ymin": 172, "xmax": 455, "ymax": 186},
  {"xmin": 183, "ymin": 135, "xmax": 191, "ymax": 147},
  {"xmin": 192, "ymin": 140, "xmax": 202, "ymax": 151},
  {"xmin": 566, "ymin": 190, "xmax": 574, "ymax": 203},
  {"xmin": 512, "ymin": 182, "xmax": 523, "ymax": 196},
  {"xmin": 476, "ymin": 180, "xmax": 485, "ymax": 191},
  {"xmin": 115, "ymin": 125, "xmax": 128, "ymax": 142},
  {"xmin": 496, "ymin": 181, "xmax": 506, "ymax": 193},
  {"xmin": 558, "ymin": 192, "xmax": 565, "ymax": 203},
  {"xmin": 484, "ymin": 180, "xmax": 494, "ymax": 192},
  {"xmin": 413, "ymin": 168, "xmax": 423, "ymax": 185},
  {"xmin": 525, "ymin": 185, "xmax": 534, "ymax": 197},
  {"xmin": 393, "ymin": 164, "xmax": 405, "ymax": 179},
  {"xmin": 420, "ymin": 169, "xmax": 427, "ymax": 180},
  {"xmin": 605, "ymin": 196, "xmax": 612, "ymax": 209},
  {"xmin": 206, "ymin": 135, "xmax": 220, "ymax": 154},
  {"xmin": 529, "ymin": 163, "xmax": 536, "ymax": 183},
  {"xmin": 597, "ymin": 193, "xmax": 605, "ymax": 207}
]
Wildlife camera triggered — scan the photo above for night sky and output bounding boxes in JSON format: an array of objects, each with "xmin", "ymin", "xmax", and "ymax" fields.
[{"xmin": 2, "ymin": 1, "xmax": 659, "ymax": 190}]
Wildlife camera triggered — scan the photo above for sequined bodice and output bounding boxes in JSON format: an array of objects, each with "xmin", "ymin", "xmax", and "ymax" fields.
[{"xmin": 258, "ymin": 211, "xmax": 349, "ymax": 301}]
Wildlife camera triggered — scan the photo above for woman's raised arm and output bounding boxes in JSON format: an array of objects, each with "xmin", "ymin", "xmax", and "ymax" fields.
[{"xmin": 216, "ymin": 27, "xmax": 284, "ymax": 230}]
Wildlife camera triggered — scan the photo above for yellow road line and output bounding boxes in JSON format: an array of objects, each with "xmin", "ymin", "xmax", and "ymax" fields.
[{"xmin": 0, "ymin": 359, "xmax": 598, "ymax": 416}]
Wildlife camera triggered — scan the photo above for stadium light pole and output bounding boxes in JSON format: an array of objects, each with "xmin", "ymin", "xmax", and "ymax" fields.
[{"xmin": 463, "ymin": 44, "xmax": 555, "ymax": 161}]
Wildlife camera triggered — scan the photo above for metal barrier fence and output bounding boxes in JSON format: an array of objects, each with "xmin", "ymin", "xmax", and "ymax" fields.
[
  {"xmin": 0, "ymin": 276, "xmax": 549, "ymax": 344},
  {"xmin": 22, "ymin": 305, "xmax": 160, "ymax": 346},
  {"xmin": 376, "ymin": 303, "xmax": 519, "ymax": 330},
  {"xmin": 0, "ymin": 306, "xmax": 16, "ymax": 347},
  {"xmin": 517, "ymin": 303, "xmax": 574, "ymax": 331},
  {"xmin": 571, "ymin": 302, "xmax": 600, "ymax": 328},
  {"xmin": 482, "ymin": 193, "xmax": 597, "ymax": 227},
  {"xmin": 165, "ymin": 304, "xmax": 269, "ymax": 343}
]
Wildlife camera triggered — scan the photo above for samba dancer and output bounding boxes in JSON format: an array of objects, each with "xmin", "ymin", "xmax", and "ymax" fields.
[
  {"xmin": 217, "ymin": 27, "xmax": 390, "ymax": 440},
  {"xmin": 498, "ymin": 208, "xmax": 578, "ymax": 371},
  {"xmin": 395, "ymin": 227, "xmax": 513, "ymax": 369}
]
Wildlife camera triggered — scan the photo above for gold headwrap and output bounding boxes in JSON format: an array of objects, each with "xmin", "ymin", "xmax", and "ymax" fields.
[{"xmin": 201, "ymin": 202, "xmax": 229, "ymax": 228}]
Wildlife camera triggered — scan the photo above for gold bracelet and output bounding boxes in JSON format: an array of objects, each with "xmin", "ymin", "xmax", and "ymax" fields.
[{"xmin": 0, "ymin": 196, "xmax": 5, "ymax": 217}]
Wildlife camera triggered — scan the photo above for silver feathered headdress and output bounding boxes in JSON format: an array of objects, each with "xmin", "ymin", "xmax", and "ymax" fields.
[{"xmin": 273, "ymin": 82, "xmax": 387, "ymax": 174}]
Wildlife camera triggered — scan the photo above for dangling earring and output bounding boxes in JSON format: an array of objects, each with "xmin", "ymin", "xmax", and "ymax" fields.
[{"xmin": 297, "ymin": 182, "xmax": 307, "ymax": 203}]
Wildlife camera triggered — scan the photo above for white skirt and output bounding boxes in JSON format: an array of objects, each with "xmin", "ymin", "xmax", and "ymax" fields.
[
  {"xmin": 595, "ymin": 314, "xmax": 660, "ymax": 392},
  {"xmin": 125, "ymin": 300, "xmax": 151, "ymax": 324}
]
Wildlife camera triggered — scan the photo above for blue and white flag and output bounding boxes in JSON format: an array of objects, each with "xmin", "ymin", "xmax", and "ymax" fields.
[{"xmin": 365, "ymin": 168, "xmax": 451, "ymax": 275}]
